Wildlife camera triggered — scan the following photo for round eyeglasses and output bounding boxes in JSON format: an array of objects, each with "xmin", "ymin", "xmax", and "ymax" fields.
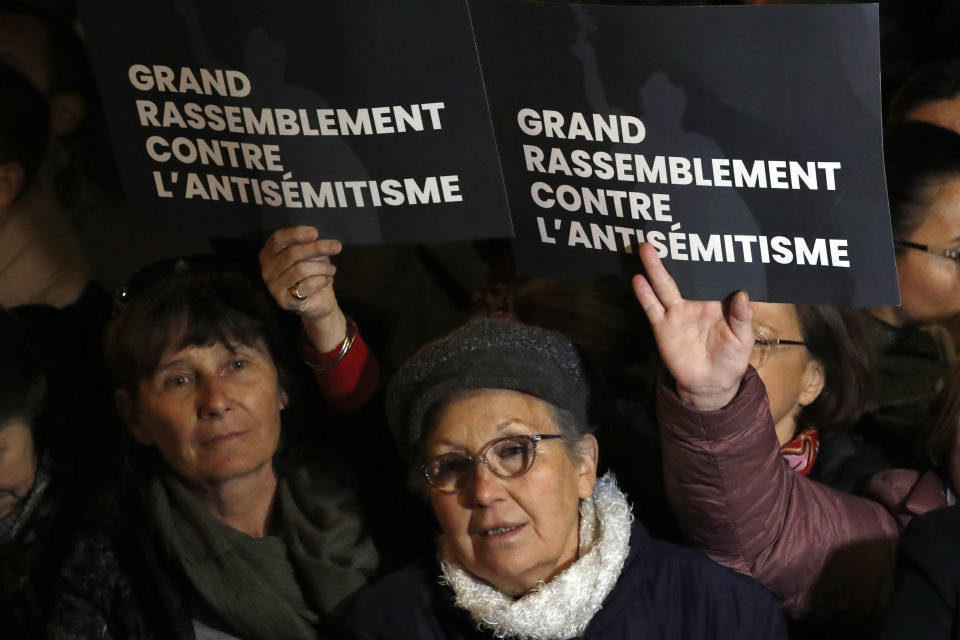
[
  {"xmin": 751, "ymin": 327, "xmax": 807, "ymax": 367},
  {"xmin": 422, "ymin": 434, "xmax": 563, "ymax": 493}
]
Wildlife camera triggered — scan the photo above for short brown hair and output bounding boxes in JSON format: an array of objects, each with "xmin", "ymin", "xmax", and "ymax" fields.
[
  {"xmin": 795, "ymin": 306, "xmax": 878, "ymax": 433},
  {"xmin": 105, "ymin": 257, "xmax": 293, "ymax": 395}
]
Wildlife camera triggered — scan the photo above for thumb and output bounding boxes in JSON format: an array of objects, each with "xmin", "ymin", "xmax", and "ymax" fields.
[{"xmin": 727, "ymin": 290, "xmax": 754, "ymax": 346}]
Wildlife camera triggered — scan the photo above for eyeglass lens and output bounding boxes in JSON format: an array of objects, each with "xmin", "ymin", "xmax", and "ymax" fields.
[
  {"xmin": 427, "ymin": 436, "xmax": 536, "ymax": 491},
  {"xmin": 751, "ymin": 328, "xmax": 775, "ymax": 367}
]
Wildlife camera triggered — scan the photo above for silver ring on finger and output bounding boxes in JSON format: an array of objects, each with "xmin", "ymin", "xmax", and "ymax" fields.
[{"xmin": 288, "ymin": 284, "xmax": 307, "ymax": 301}]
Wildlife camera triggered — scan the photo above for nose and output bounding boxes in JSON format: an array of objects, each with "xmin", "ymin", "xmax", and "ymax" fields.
[
  {"xmin": 197, "ymin": 376, "xmax": 230, "ymax": 418},
  {"xmin": 467, "ymin": 460, "xmax": 506, "ymax": 507}
]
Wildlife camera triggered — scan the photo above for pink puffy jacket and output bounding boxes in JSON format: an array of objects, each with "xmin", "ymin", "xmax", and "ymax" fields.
[{"xmin": 657, "ymin": 367, "xmax": 947, "ymax": 622}]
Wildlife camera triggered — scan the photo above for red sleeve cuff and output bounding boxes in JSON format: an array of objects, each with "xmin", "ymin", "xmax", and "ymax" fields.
[{"xmin": 301, "ymin": 327, "xmax": 380, "ymax": 413}]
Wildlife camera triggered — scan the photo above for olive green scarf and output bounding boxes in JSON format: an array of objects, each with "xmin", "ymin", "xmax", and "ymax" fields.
[{"xmin": 144, "ymin": 462, "xmax": 377, "ymax": 640}]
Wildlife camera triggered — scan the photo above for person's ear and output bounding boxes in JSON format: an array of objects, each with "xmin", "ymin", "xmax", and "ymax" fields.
[
  {"xmin": 798, "ymin": 359, "xmax": 825, "ymax": 407},
  {"xmin": 115, "ymin": 388, "xmax": 153, "ymax": 446},
  {"xmin": 49, "ymin": 92, "xmax": 85, "ymax": 136},
  {"xmin": 575, "ymin": 433, "xmax": 599, "ymax": 499},
  {"xmin": 279, "ymin": 387, "xmax": 289, "ymax": 411},
  {"xmin": 0, "ymin": 162, "xmax": 26, "ymax": 214}
]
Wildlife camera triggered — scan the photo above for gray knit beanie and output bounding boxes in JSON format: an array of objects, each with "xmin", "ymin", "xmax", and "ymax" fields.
[{"xmin": 386, "ymin": 318, "xmax": 590, "ymax": 461}]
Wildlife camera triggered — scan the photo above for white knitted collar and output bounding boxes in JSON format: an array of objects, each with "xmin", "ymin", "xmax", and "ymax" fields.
[{"xmin": 439, "ymin": 473, "xmax": 632, "ymax": 639}]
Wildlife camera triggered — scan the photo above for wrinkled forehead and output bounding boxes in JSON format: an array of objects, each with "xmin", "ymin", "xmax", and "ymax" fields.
[{"xmin": 425, "ymin": 388, "xmax": 556, "ymax": 450}]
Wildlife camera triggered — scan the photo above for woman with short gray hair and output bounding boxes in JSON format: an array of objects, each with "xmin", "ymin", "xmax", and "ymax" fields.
[{"xmin": 343, "ymin": 318, "xmax": 786, "ymax": 640}]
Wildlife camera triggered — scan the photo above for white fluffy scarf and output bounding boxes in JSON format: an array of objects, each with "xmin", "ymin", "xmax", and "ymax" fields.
[{"xmin": 439, "ymin": 473, "xmax": 632, "ymax": 639}]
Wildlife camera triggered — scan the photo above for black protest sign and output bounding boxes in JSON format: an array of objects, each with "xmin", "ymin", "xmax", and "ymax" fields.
[
  {"xmin": 470, "ymin": 1, "xmax": 898, "ymax": 305},
  {"xmin": 77, "ymin": 0, "xmax": 511, "ymax": 244}
]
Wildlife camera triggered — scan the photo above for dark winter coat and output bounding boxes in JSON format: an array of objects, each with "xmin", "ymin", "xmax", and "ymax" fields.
[
  {"xmin": 341, "ymin": 522, "xmax": 787, "ymax": 640},
  {"xmin": 881, "ymin": 504, "xmax": 960, "ymax": 640},
  {"xmin": 47, "ymin": 515, "xmax": 202, "ymax": 640}
]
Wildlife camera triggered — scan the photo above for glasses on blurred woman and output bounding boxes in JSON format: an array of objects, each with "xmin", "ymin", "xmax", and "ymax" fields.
[
  {"xmin": 895, "ymin": 239, "xmax": 960, "ymax": 265},
  {"xmin": 422, "ymin": 434, "xmax": 563, "ymax": 493},
  {"xmin": 752, "ymin": 328, "xmax": 807, "ymax": 367}
]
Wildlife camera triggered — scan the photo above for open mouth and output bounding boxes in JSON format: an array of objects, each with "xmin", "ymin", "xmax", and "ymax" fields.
[{"xmin": 476, "ymin": 523, "xmax": 523, "ymax": 538}]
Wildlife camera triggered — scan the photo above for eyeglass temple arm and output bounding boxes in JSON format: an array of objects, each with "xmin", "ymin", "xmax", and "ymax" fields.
[{"xmin": 896, "ymin": 239, "xmax": 960, "ymax": 260}]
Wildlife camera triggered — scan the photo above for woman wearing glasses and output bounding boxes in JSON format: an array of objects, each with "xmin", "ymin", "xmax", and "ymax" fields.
[
  {"xmin": 343, "ymin": 319, "xmax": 786, "ymax": 639},
  {"xmin": 882, "ymin": 122, "xmax": 960, "ymax": 330},
  {"xmin": 847, "ymin": 122, "xmax": 960, "ymax": 483},
  {"xmin": 48, "ymin": 227, "xmax": 379, "ymax": 639},
  {"xmin": 743, "ymin": 303, "xmax": 870, "ymax": 467},
  {"xmin": 635, "ymin": 242, "xmax": 949, "ymax": 629}
]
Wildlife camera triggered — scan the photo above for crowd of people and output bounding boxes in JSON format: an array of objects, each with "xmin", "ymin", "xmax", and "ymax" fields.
[{"xmin": 5, "ymin": 0, "xmax": 960, "ymax": 639}]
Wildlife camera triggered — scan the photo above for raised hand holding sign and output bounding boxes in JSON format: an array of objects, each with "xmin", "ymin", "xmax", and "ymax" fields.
[
  {"xmin": 259, "ymin": 226, "xmax": 346, "ymax": 352},
  {"xmin": 632, "ymin": 242, "xmax": 754, "ymax": 411}
]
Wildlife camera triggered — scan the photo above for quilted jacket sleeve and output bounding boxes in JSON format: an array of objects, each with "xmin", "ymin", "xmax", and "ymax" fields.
[{"xmin": 657, "ymin": 367, "xmax": 900, "ymax": 622}]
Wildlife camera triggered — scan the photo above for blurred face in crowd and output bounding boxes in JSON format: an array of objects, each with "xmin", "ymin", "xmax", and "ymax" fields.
[
  {"xmin": 749, "ymin": 303, "xmax": 824, "ymax": 446},
  {"xmin": 119, "ymin": 338, "xmax": 287, "ymax": 489},
  {"xmin": 895, "ymin": 176, "xmax": 960, "ymax": 326},
  {"xmin": 0, "ymin": 11, "xmax": 84, "ymax": 141},
  {"xmin": 0, "ymin": 12, "xmax": 54, "ymax": 94},
  {"xmin": 425, "ymin": 388, "xmax": 597, "ymax": 596},
  {"xmin": 0, "ymin": 418, "xmax": 37, "ymax": 519}
]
